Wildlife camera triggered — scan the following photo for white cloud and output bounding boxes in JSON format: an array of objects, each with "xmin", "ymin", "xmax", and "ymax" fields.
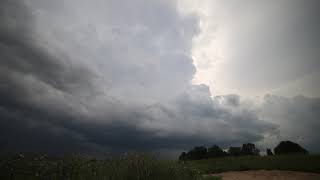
[{"xmin": 181, "ymin": 0, "xmax": 320, "ymax": 98}]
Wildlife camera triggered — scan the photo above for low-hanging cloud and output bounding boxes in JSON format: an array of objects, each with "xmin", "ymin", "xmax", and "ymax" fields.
[{"xmin": 260, "ymin": 95, "xmax": 320, "ymax": 153}]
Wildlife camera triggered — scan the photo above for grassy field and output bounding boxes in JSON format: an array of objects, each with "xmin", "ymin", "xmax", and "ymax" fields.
[
  {"xmin": 0, "ymin": 154, "xmax": 319, "ymax": 179},
  {"xmin": 183, "ymin": 154, "xmax": 320, "ymax": 174},
  {"xmin": 0, "ymin": 153, "xmax": 204, "ymax": 180}
]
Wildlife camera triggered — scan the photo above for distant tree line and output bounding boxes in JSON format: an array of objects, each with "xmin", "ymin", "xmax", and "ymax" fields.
[
  {"xmin": 179, "ymin": 141, "xmax": 308, "ymax": 161},
  {"xmin": 179, "ymin": 143, "xmax": 260, "ymax": 160}
]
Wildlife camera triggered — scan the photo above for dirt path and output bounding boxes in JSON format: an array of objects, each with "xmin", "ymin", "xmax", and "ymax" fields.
[{"xmin": 210, "ymin": 170, "xmax": 320, "ymax": 180}]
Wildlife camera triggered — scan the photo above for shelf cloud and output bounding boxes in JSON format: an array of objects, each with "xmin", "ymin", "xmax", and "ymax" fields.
[{"xmin": 0, "ymin": 0, "xmax": 319, "ymax": 156}]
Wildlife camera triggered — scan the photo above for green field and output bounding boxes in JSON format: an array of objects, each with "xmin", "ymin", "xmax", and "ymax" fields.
[
  {"xmin": 0, "ymin": 154, "xmax": 319, "ymax": 179},
  {"xmin": 183, "ymin": 154, "xmax": 320, "ymax": 174}
]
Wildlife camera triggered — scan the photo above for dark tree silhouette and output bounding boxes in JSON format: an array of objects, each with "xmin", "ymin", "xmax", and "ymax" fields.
[
  {"xmin": 178, "ymin": 140, "xmax": 309, "ymax": 160},
  {"xmin": 207, "ymin": 145, "xmax": 227, "ymax": 158},
  {"xmin": 241, "ymin": 143, "xmax": 260, "ymax": 155},
  {"xmin": 274, "ymin": 141, "xmax": 308, "ymax": 155},
  {"xmin": 266, "ymin": 148, "xmax": 274, "ymax": 156},
  {"xmin": 178, "ymin": 152, "xmax": 187, "ymax": 161},
  {"xmin": 228, "ymin": 147, "xmax": 241, "ymax": 156},
  {"xmin": 186, "ymin": 146, "xmax": 207, "ymax": 160}
]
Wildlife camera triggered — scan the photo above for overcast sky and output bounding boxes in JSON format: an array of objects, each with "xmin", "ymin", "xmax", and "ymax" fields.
[{"xmin": 0, "ymin": 0, "xmax": 319, "ymax": 156}]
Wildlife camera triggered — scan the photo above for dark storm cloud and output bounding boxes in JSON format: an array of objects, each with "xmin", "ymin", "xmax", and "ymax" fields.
[
  {"xmin": 0, "ymin": 0, "xmax": 98, "ymax": 95},
  {"xmin": 0, "ymin": 0, "xmax": 102, "ymax": 153},
  {"xmin": 0, "ymin": 0, "xmax": 302, "ymax": 156}
]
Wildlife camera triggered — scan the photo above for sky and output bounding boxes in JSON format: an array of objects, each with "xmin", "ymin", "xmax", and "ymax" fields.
[{"xmin": 0, "ymin": 0, "xmax": 319, "ymax": 157}]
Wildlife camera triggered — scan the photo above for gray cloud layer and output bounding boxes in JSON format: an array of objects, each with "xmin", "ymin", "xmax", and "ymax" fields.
[
  {"xmin": 260, "ymin": 95, "xmax": 320, "ymax": 152},
  {"xmin": 0, "ymin": 0, "xmax": 319, "ymax": 155}
]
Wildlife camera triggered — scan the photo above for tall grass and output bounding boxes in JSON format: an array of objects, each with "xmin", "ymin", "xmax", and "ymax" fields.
[
  {"xmin": 1, "ymin": 153, "xmax": 319, "ymax": 179},
  {"xmin": 0, "ymin": 153, "xmax": 203, "ymax": 180}
]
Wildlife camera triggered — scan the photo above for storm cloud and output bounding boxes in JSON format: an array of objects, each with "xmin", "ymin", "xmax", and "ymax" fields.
[{"xmin": 0, "ymin": 0, "xmax": 319, "ymax": 156}]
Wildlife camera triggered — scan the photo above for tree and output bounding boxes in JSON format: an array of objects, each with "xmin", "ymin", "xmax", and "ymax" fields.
[
  {"xmin": 228, "ymin": 147, "xmax": 241, "ymax": 156},
  {"xmin": 186, "ymin": 146, "xmax": 207, "ymax": 160},
  {"xmin": 266, "ymin": 148, "xmax": 273, "ymax": 156},
  {"xmin": 207, "ymin": 145, "xmax": 227, "ymax": 158},
  {"xmin": 241, "ymin": 143, "xmax": 260, "ymax": 155},
  {"xmin": 179, "ymin": 152, "xmax": 187, "ymax": 161},
  {"xmin": 274, "ymin": 141, "xmax": 308, "ymax": 155}
]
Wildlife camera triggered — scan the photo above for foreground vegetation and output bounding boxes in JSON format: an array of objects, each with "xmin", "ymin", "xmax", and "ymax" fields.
[
  {"xmin": 0, "ymin": 153, "xmax": 205, "ymax": 180},
  {"xmin": 182, "ymin": 154, "xmax": 320, "ymax": 174},
  {"xmin": 0, "ymin": 153, "xmax": 319, "ymax": 179}
]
